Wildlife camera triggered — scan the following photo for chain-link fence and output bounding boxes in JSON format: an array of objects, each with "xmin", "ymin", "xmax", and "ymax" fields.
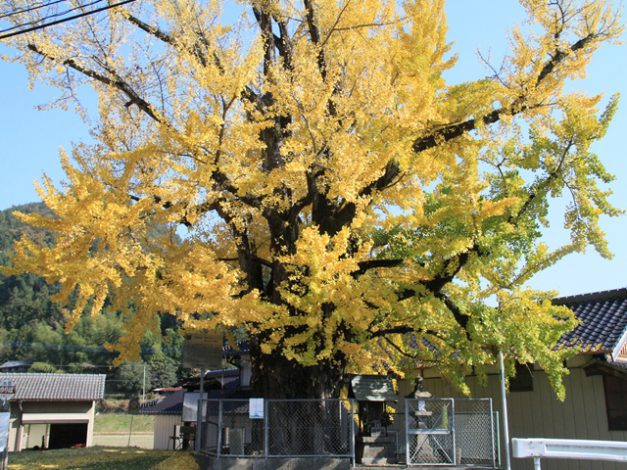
[
  {"xmin": 454, "ymin": 398, "xmax": 496, "ymax": 467},
  {"xmin": 197, "ymin": 397, "xmax": 497, "ymax": 467},
  {"xmin": 198, "ymin": 398, "xmax": 356, "ymax": 459},
  {"xmin": 405, "ymin": 398, "xmax": 456, "ymax": 465},
  {"xmin": 403, "ymin": 398, "xmax": 497, "ymax": 468}
]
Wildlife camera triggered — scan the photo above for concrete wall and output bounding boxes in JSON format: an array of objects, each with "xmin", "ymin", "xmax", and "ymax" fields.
[
  {"xmin": 86, "ymin": 401, "xmax": 95, "ymax": 447},
  {"xmin": 196, "ymin": 455, "xmax": 350, "ymax": 470},
  {"xmin": 409, "ymin": 363, "xmax": 627, "ymax": 470}
]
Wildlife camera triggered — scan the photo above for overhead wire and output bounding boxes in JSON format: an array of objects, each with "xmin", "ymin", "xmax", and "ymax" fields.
[
  {"xmin": 0, "ymin": 0, "xmax": 69, "ymax": 21},
  {"xmin": 0, "ymin": 0, "xmax": 136, "ymax": 40},
  {"xmin": 0, "ymin": 0, "xmax": 106, "ymax": 35}
]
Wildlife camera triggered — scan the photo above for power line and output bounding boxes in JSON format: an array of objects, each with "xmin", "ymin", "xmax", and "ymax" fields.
[
  {"xmin": 0, "ymin": 0, "xmax": 136, "ymax": 40},
  {"xmin": 0, "ymin": 0, "xmax": 69, "ymax": 21},
  {"xmin": 0, "ymin": 0, "xmax": 106, "ymax": 35}
]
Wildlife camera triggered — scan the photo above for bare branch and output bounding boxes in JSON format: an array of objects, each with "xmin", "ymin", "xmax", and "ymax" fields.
[
  {"xmin": 27, "ymin": 43, "xmax": 161, "ymax": 122},
  {"xmin": 125, "ymin": 13, "xmax": 260, "ymax": 103},
  {"xmin": 125, "ymin": 14, "xmax": 173, "ymax": 44}
]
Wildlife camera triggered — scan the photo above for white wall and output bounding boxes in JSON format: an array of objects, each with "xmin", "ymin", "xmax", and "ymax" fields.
[
  {"xmin": 153, "ymin": 415, "xmax": 182, "ymax": 450},
  {"xmin": 8, "ymin": 400, "xmax": 96, "ymax": 452}
]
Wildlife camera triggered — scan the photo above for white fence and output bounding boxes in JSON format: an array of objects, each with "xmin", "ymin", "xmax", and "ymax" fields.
[{"xmin": 512, "ymin": 438, "xmax": 627, "ymax": 469}]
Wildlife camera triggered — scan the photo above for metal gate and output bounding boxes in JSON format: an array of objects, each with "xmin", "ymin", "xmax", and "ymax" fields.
[{"xmin": 405, "ymin": 398, "xmax": 456, "ymax": 465}]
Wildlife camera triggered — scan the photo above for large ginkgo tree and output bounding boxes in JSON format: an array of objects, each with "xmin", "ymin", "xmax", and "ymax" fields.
[{"xmin": 2, "ymin": 0, "xmax": 623, "ymax": 398}]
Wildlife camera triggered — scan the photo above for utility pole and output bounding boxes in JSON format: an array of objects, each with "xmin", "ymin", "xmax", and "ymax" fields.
[
  {"xmin": 499, "ymin": 351, "xmax": 512, "ymax": 470},
  {"xmin": 142, "ymin": 363, "xmax": 146, "ymax": 402}
]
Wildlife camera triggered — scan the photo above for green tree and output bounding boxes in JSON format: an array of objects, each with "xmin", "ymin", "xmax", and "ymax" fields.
[
  {"xmin": 114, "ymin": 362, "xmax": 146, "ymax": 396},
  {"xmin": 29, "ymin": 361, "xmax": 63, "ymax": 373},
  {"xmin": 148, "ymin": 353, "xmax": 179, "ymax": 389}
]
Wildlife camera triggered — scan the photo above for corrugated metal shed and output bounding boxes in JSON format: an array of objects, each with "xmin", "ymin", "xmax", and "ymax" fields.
[
  {"xmin": 0, "ymin": 373, "xmax": 105, "ymax": 401},
  {"xmin": 350, "ymin": 375, "xmax": 396, "ymax": 401}
]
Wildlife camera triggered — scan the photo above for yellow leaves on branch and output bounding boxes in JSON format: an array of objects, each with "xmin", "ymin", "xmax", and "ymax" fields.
[{"xmin": 2, "ymin": 0, "xmax": 623, "ymax": 384}]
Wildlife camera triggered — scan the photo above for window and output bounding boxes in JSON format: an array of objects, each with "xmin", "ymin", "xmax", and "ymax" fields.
[
  {"xmin": 510, "ymin": 363, "xmax": 533, "ymax": 392},
  {"xmin": 604, "ymin": 374, "xmax": 627, "ymax": 431}
]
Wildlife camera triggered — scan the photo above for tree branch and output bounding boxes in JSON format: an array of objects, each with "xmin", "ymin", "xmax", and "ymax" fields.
[
  {"xmin": 362, "ymin": 32, "xmax": 602, "ymax": 205},
  {"xmin": 125, "ymin": 14, "xmax": 173, "ymax": 44},
  {"xmin": 27, "ymin": 44, "xmax": 161, "ymax": 123},
  {"xmin": 125, "ymin": 13, "xmax": 260, "ymax": 104},
  {"xmin": 303, "ymin": 0, "xmax": 327, "ymax": 79},
  {"xmin": 352, "ymin": 258, "xmax": 403, "ymax": 278}
]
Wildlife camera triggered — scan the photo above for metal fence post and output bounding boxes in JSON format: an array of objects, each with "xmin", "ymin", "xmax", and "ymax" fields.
[
  {"xmin": 195, "ymin": 398, "xmax": 202, "ymax": 453},
  {"xmin": 349, "ymin": 399, "xmax": 356, "ymax": 467},
  {"xmin": 405, "ymin": 399, "xmax": 410, "ymax": 465},
  {"xmin": 264, "ymin": 399, "xmax": 269, "ymax": 459},
  {"xmin": 451, "ymin": 398, "xmax": 456, "ymax": 465},
  {"xmin": 489, "ymin": 398, "xmax": 496, "ymax": 469},
  {"xmin": 216, "ymin": 400, "xmax": 223, "ymax": 458},
  {"xmin": 495, "ymin": 411, "xmax": 501, "ymax": 468},
  {"xmin": 534, "ymin": 457, "xmax": 542, "ymax": 470}
]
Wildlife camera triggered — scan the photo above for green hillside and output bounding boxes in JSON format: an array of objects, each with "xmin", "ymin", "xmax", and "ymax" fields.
[{"xmin": 0, "ymin": 203, "xmax": 184, "ymax": 395}]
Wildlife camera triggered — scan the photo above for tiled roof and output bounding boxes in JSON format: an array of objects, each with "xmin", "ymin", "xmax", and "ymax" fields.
[
  {"xmin": 140, "ymin": 389, "xmax": 184, "ymax": 415},
  {"xmin": 0, "ymin": 373, "xmax": 106, "ymax": 401},
  {"xmin": 0, "ymin": 360, "xmax": 33, "ymax": 370},
  {"xmin": 140, "ymin": 380, "xmax": 244, "ymax": 416},
  {"xmin": 350, "ymin": 375, "xmax": 396, "ymax": 402},
  {"xmin": 555, "ymin": 287, "xmax": 627, "ymax": 353}
]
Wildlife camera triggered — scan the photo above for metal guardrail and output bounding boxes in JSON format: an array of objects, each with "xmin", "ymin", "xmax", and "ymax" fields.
[{"xmin": 512, "ymin": 438, "xmax": 627, "ymax": 469}]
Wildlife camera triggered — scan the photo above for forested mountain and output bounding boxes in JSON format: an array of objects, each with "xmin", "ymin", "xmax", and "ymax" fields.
[{"xmin": 0, "ymin": 203, "xmax": 184, "ymax": 395}]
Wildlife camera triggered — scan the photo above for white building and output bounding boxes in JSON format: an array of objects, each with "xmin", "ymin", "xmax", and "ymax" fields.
[{"xmin": 1, "ymin": 373, "xmax": 105, "ymax": 451}]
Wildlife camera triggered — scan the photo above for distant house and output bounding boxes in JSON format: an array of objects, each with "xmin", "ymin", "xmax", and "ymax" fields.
[
  {"xmin": 413, "ymin": 287, "xmax": 627, "ymax": 470},
  {"xmin": 0, "ymin": 360, "xmax": 33, "ymax": 373},
  {"xmin": 139, "ymin": 388, "xmax": 186, "ymax": 450},
  {"xmin": 0, "ymin": 373, "xmax": 106, "ymax": 452},
  {"xmin": 140, "ymin": 368, "xmax": 241, "ymax": 450}
]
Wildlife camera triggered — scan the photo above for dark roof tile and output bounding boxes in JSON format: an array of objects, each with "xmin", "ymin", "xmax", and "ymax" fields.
[
  {"xmin": 555, "ymin": 287, "xmax": 627, "ymax": 353},
  {"xmin": 0, "ymin": 373, "xmax": 106, "ymax": 401}
]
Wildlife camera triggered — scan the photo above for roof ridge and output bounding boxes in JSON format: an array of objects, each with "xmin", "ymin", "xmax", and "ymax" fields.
[
  {"xmin": 0, "ymin": 372, "xmax": 106, "ymax": 377},
  {"xmin": 554, "ymin": 287, "xmax": 627, "ymax": 305}
]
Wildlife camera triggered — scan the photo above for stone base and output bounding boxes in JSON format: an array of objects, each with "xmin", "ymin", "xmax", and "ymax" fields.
[
  {"xmin": 357, "ymin": 436, "xmax": 396, "ymax": 465},
  {"xmin": 196, "ymin": 455, "xmax": 351, "ymax": 470}
]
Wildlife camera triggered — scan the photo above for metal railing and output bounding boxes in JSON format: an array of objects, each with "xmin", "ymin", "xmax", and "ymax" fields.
[
  {"xmin": 197, "ymin": 398, "xmax": 356, "ymax": 461},
  {"xmin": 512, "ymin": 438, "xmax": 627, "ymax": 469}
]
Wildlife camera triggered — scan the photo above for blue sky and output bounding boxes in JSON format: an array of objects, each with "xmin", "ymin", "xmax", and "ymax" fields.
[{"xmin": 0, "ymin": 1, "xmax": 625, "ymax": 297}]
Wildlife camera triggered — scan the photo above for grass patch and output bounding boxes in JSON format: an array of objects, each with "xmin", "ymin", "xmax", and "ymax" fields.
[
  {"xmin": 94, "ymin": 414, "xmax": 154, "ymax": 433},
  {"xmin": 8, "ymin": 447, "xmax": 197, "ymax": 470}
]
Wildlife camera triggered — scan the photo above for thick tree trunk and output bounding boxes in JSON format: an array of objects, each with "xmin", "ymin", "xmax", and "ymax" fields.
[{"xmin": 250, "ymin": 346, "xmax": 347, "ymax": 399}]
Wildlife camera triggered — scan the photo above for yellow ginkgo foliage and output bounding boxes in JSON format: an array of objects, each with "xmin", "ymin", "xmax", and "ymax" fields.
[{"xmin": 1, "ymin": 0, "xmax": 623, "ymax": 398}]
